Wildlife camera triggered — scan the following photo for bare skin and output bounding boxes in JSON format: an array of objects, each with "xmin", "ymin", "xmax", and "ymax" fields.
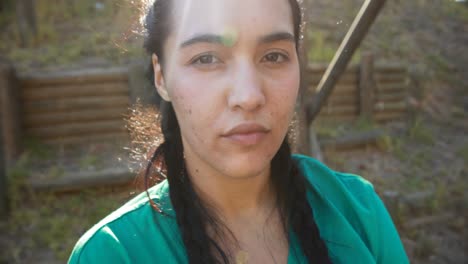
[{"xmin": 152, "ymin": 0, "xmax": 300, "ymax": 262}]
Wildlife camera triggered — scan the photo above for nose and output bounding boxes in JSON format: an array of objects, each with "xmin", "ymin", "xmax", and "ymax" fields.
[{"xmin": 227, "ymin": 61, "xmax": 265, "ymax": 112}]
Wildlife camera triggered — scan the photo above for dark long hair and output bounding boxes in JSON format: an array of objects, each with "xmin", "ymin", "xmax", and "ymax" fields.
[{"xmin": 139, "ymin": 0, "xmax": 332, "ymax": 263}]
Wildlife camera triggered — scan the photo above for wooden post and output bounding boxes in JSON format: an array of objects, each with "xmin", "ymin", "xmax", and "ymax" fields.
[
  {"xmin": 0, "ymin": 103, "xmax": 8, "ymax": 219},
  {"xmin": 294, "ymin": 0, "xmax": 314, "ymax": 155},
  {"xmin": 16, "ymin": 0, "xmax": 37, "ymax": 47},
  {"xmin": 359, "ymin": 52, "xmax": 376, "ymax": 119},
  {"xmin": 0, "ymin": 62, "xmax": 22, "ymax": 166},
  {"xmin": 309, "ymin": 125, "xmax": 323, "ymax": 162},
  {"xmin": 306, "ymin": 0, "xmax": 387, "ymax": 122}
]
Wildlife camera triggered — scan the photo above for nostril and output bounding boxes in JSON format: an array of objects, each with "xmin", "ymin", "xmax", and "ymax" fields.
[{"xmin": 228, "ymin": 83, "xmax": 265, "ymax": 111}]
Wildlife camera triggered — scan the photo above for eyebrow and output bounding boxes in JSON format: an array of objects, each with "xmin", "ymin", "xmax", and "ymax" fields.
[
  {"xmin": 179, "ymin": 31, "xmax": 295, "ymax": 48},
  {"xmin": 180, "ymin": 34, "xmax": 224, "ymax": 48},
  {"xmin": 259, "ymin": 32, "xmax": 295, "ymax": 44}
]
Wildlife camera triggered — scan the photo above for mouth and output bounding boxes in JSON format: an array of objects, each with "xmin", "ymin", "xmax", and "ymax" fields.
[{"xmin": 221, "ymin": 123, "xmax": 270, "ymax": 146}]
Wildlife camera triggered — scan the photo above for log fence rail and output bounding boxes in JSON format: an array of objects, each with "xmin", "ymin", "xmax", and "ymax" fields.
[{"xmin": 0, "ymin": 59, "xmax": 408, "ymax": 157}]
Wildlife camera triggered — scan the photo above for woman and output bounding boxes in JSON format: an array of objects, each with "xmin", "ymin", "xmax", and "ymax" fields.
[{"xmin": 69, "ymin": 0, "xmax": 408, "ymax": 263}]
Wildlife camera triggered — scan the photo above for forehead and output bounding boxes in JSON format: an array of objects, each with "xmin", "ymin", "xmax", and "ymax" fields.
[{"xmin": 170, "ymin": 0, "xmax": 295, "ymax": 42}]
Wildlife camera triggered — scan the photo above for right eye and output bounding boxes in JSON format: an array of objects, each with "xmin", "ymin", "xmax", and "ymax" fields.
[{"xmin": 191, "ymin": 54, "xmax": 221, "ymax": 65}]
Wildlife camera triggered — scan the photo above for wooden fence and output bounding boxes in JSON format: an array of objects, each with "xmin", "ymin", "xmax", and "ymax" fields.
[
  {"xmin": 0, "ymin": 60, "xmax": 408, "ymax": 162},
  {"xmin": 307, "ymin": 63, "xmax": 407, "ymax": 122},
  {"xmin": 18, "ymin": 67, "xmax": 131, "ymax": 145}
]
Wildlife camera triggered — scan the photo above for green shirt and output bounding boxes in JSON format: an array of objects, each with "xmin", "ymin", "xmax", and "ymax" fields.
[{"xmin": 68, "ymin": 154, "xmax": 409, "ymax": 263}]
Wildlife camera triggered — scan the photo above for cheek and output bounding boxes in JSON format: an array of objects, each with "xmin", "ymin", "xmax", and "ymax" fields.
[
  {"xmin": 168, "ymin": 73, "xmax": 222, "ymax": 143},
  {"xmin": 268, "ymin": 71, "xmax": 300, "ymax": 119}
]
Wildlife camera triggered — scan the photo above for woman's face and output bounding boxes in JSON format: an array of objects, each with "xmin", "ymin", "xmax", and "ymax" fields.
[{"xmin": 153, "ymin": 0, "xmax": 300, "ymax": 179}]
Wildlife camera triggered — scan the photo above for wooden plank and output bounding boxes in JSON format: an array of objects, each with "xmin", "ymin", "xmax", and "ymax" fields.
[
  {"xmin": 0, "ymin": 63, "xmax": 21, "ymax": 166},
  {"xmin": 308, "ymin": 72, "xmax": 358, "ymax": 85},
  {"xmin": 307, "ymin": 64, "xmax": 359, "ymax": 73},
  {"xmin": 326, "ymin": 95, "xmax": 359, "ymax": 105},
  {"xmin": 23, "ymin": 95, "xmax": 130, "ymax": 114},
  {"xmin": 18, "ymin": 67, "xmax": 128, "ymax": 87},
  {"xmin": 374, "ymin": 101, "xmax": 407, "ymax": 112},
  {"xmin": 375, "ymin": 63, "xmax": 406, "ymax": 74},
  {"xmin": 41, "ymin": 132, "xmax": 129, "ymax": 145},
  {"xmin": 308, "ymin": 66, "xmax": 405, "ymax": 84},
  {"xmin": 374, "ymin": 111, "xmax": 406, "ymax": 122},
  {"xmin": 376, "ymin": 92, "xmax": 407, "ymax": 102},
  {"xmin": 316, "ymin": 114, "xmax": 358, "ymax": 122},
  {"xmin": 376, "ymin": 83, "xmax": 406, "ymax": 93},
  {"xmin": 359, "ymin": 53, "xmax": 376, "ymax": 119},
  {"xmin": 21, "ymin": 82, "xmax": 129, "ymax": 101},
  {"xmin": 25, "ymin": 120, "xmax": 127, "ymax": 139},
  {"xmin": 321, "ymin": 105, "xmax": 358, "ymax": 115},
  {"xmin": 308, "ymin": 84, "xmax": 357, "ymax": 94},
  {"xmin": 23, "ymin": 107, "xmax": 128, "ymax": 128},
  {"xmin": 375, "ymin": 72, "xmax": 406, "ymax": 83},
  {"xmin": 320, "ymin": 129, "xmax": 386, "ymax": 150},
  {"xmin": 306, "ymin": 0, "xmax": 388, "ymax": 122}
]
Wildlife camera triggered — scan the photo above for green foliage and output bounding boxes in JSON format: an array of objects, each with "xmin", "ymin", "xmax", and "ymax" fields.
[
  {"xmin": 429, "ymin": 179, "xmax": 447, "ymax": 213},
  {"xmin": 441, "ymin": 1, "xmax": 468, "ymax": 22},
  {"xmin": 456, "ymin": 144, "xmax": 468, "ymax": 163},
  {"xmin": 79, "ymin": 154, "xmax": 101, "ymax": 170},
  {"xmin": 46, "ymin": 165, "xmax": 66, "ymax": 180},
  {"xmin": 426, "ymin": 53, "xmax": 453, "ymax": 74},
  {"xmin": 315, "ymin": 122, "xmax": 342, "ymax": 138},
  {"xmin": 376, "ymin": 134, "xmax": 404, "ymax": 155},
  {"xmin": 315, "ymin": 118, "xmax": 379, "ymax": 140},
  {"xmin": 408, "ymin": 117, "xmax": 435, "ymax": 145},
  {"xmin": 1, "ymin": 0, "xmax": 143, "ymax": 69},
  {"xmin": 6, "ymin": 153, "xmax": 33, "ymax": 210},
  {"xmin": 353, "ymin": 117, "xmax": 378, "ymax": 131},
  {"xmin": 416, "ymin": 237, "xmax": 436, "ymax": 259},
  {"xmin": 0, "ymin": 3, "xmax": 14, "ymax": 28},
  {"xmin": 23, "ymin": 136, "xmax": 55, "ymax": 161},
  {"xmin": 307, "ymin": 30, "xmax": 336, "ymax": 62},
  {"xmin": 306, "ymin": 29, "xmax": 361, "ymax": 64},
  {"xmin": 3, "ymin": 187, "xmax": 133, "ymax": 262}
]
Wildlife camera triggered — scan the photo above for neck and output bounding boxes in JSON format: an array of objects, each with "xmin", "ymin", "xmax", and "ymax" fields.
[{"xmin": 184, "ymin": 159, "xmax": 275, "ymax": 220}]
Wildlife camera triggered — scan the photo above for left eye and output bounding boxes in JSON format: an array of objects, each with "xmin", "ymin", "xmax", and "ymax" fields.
[{"xmin": 262, "ymin": 52, "xmax": 288, "ymax": 63}]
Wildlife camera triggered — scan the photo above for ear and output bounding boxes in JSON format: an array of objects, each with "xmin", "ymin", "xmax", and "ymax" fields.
[{"xmin": 152, "ymin": 53, "xmax": 171, "ymax": 102}]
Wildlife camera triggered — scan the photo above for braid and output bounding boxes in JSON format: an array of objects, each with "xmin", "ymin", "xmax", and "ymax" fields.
[
  {"xmin": 272, "ymin": 140, "xmax": 332, "ymax": 263},
  {"xmin": 144, "ymin": 100, "xmax": 229, "ymax": 263}
]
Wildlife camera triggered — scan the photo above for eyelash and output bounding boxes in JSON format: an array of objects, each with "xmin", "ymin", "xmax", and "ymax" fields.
[
  {"xmin": 190, "ymin": 53, "xmax": 221, "ymax": 65},
  {"xmin": 261, "ymin": 52, "xmax": 289, "ymax": 64}
]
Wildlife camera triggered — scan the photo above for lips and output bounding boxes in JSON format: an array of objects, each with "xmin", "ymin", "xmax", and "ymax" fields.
[{"xmin": 222, "ymin": 123, "xmax": 270, "ymax": 146}]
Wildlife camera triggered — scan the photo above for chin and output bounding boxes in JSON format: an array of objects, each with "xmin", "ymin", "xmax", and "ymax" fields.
[{"xmin": 220, "ymin": 151, "xmax": 274, "ymax": 179}]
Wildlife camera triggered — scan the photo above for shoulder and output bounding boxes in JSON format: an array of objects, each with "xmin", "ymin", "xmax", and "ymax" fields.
[
  {"xmin": 292, "ymin": 154, "xmax": 409, "ymax": 263},
  {"xmin": 292, "ymin": 154, "xmax": 375, "ymax": 205},
  {"xmin": 291, "ymin": 153, "xmax": 380, "ymax": 226},
  {"xmin": 68, "ymin": 180, "xmax": 175, "ymax": 264}
]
